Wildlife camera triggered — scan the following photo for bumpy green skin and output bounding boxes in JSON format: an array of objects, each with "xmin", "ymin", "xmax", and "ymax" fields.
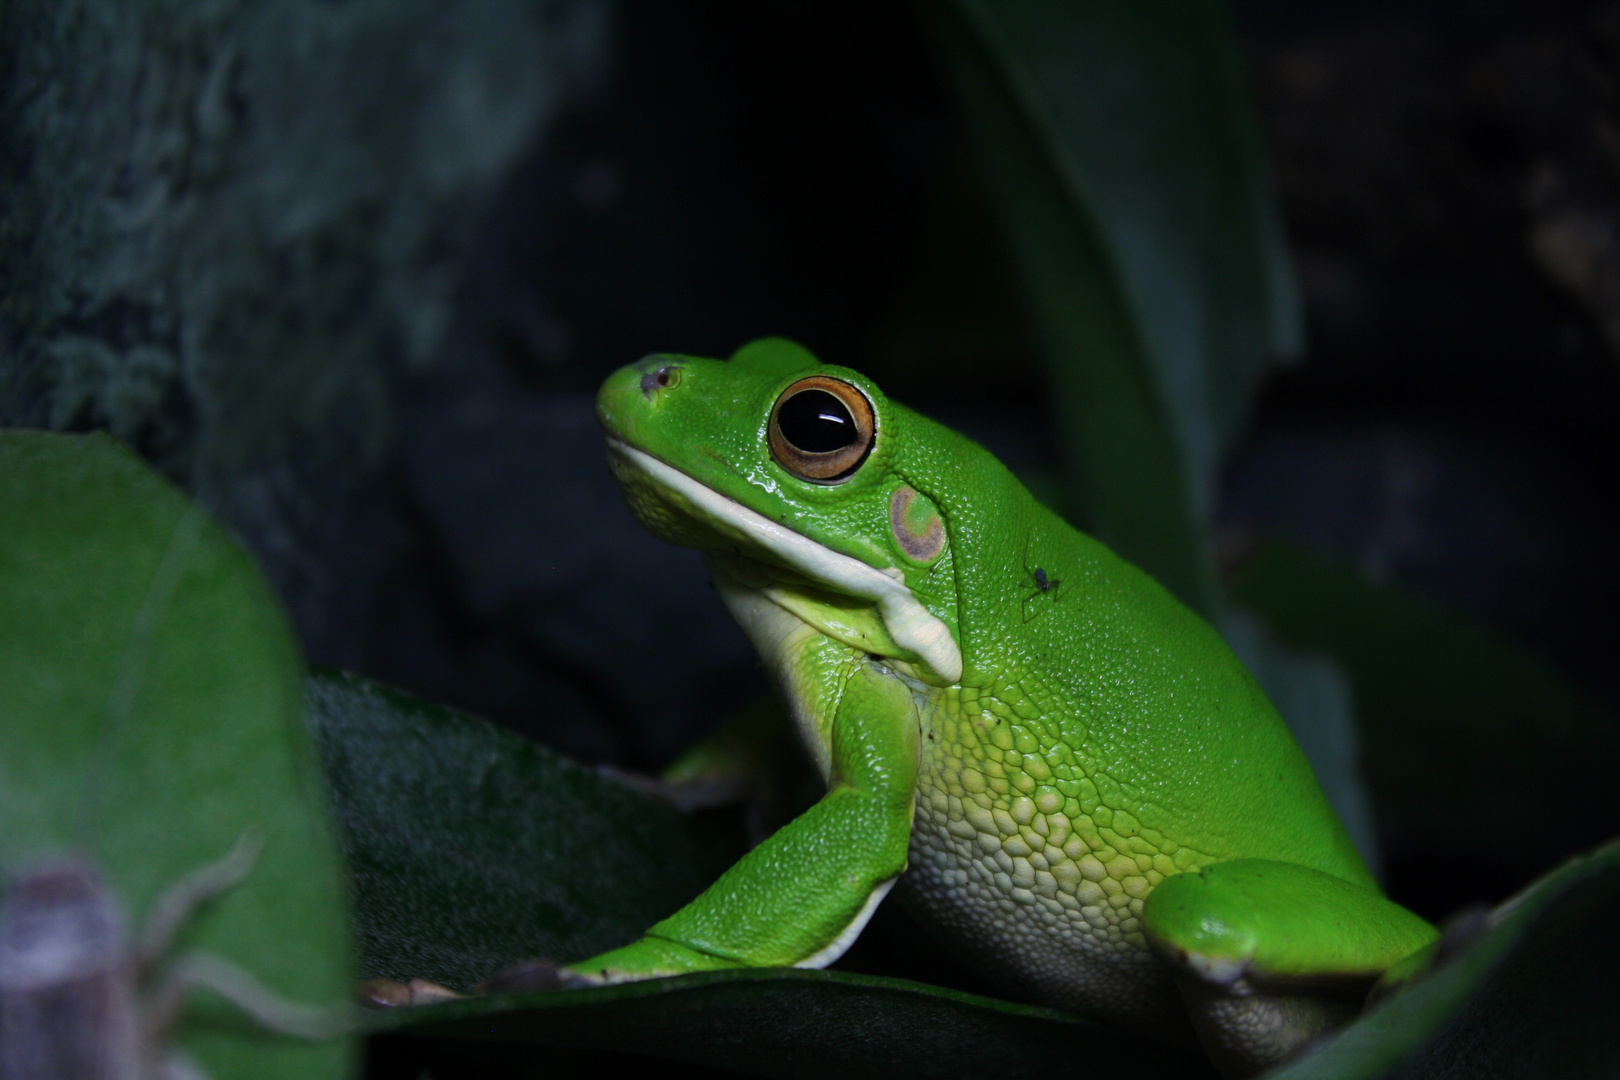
[{"xmin": 583, "ymin": 340, "xmax": 1437, "ymax": 1075}]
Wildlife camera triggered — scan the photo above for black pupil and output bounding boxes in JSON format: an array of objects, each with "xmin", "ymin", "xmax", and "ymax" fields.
[{"xmin": 778, "ymin": 389, "xmax": 857, "ymax": 453}]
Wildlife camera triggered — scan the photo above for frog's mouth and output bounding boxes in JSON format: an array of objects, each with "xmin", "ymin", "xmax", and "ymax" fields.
[{"xmin": 606, "ymin": 439, "xmax": 962, "ymax": 686}]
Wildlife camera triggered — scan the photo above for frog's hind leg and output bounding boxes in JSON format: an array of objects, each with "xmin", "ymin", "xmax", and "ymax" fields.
[{"xmin": 1143, "ymin": 858, "xmax": 1438, "ymax": 1078}]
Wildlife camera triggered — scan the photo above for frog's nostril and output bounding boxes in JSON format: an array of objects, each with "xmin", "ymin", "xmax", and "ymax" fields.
[{"xmin": 640, "ymin": 364, "xmax": 682, "ymax": 397}]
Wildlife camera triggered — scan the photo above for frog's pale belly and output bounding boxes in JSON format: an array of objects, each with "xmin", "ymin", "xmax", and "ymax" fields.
[
  {"xmin": 898, "ymin": 681, "xmax": 1210, "ymax": 1032},
  {"xmin": 719, "ymin": 579, "xmax": 1210, "ymax": 1029}
]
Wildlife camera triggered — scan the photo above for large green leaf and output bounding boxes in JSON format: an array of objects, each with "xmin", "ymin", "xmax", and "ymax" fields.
[
  {"xmin": 0, "ymin": 430, "xmax": 353, "ymax": 1079},
  {"xmin": 927, "ymin": 0, "xmax": 1301, "ymax": 614}
]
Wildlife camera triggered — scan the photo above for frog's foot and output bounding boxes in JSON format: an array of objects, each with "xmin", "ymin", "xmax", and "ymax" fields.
[
  {"xmin": 356, "ymin": 964, "xmax": 566, "ymax": 1007},
  {"xmin": 475, "ymin": 959, "xmax": 565, "ymax": 994},
  {"xmin": 356, "ymin": 977, "xmax": 466, "ymax": 1008},
  {"xmin": 1144, "ymin": 859, "xmax": 1439, "ymax": 1079},
  {"xmin": 600, "ymin": 695, "xmax": 803, "ymax": 844},
  {"xmin": 557, "ymin": 935, "xmax": 746, "ymax": 988}
]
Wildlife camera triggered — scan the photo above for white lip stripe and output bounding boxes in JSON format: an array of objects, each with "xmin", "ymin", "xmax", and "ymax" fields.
[{"xmin": 608, "ymin": 439, "xmax": 963, "ymax": 684}]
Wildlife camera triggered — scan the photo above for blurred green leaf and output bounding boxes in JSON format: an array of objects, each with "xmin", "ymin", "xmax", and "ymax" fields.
[
  {"xmin": 1228, "ymin": 538, "xmax": 1620, "ymax": 894},
  {"xmin": 307, "ymin": 668, "xmax": 747, "ymax": 991},
  {"xmin": 927, "ymin": 0, "xmax": 1301, "ymax": 614},
  {"xmin": 0, "ymin": 430, "xmax": 353, "ymax": 1079},
  {"xmin": 1275, "ymin": 839, "xmax": 1620, "ymax": 1079}
]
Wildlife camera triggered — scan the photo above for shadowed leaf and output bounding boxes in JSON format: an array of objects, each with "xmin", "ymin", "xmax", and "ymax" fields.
[
  {"xmin": 374, "ymin": 967, "xmax": 1213, "ymax": 1080},
  {"xmin": 927, "ymin": 0, "xmax": 1301, "ymax": 614},
  {"xmin": 307, "ymin": 668, "xmax": 747, "ymax": 991}
]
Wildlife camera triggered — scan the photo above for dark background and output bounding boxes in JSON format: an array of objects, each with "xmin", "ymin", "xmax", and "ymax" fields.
[{"xmin": 3, "ymin": 0, "xmax": 1616, "ymax": 965}]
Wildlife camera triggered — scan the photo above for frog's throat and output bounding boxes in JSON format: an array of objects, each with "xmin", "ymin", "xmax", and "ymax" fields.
[{"xmin": 606, "ymin": 439, "xmax": 963, "ymax": 685}]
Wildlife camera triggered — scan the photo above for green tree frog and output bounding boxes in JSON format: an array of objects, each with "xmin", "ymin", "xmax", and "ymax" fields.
[{"xmin": 578, "ymin": 339, "xmax": 1436, "ymax": 1077}]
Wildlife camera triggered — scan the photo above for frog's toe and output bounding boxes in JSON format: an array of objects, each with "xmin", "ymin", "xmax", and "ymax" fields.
[
  {"xmin": 556, "ymin": 935, "xmax": 740, "ymax": 987},
  {"xmin": 355, "ymin": 977, "xmax": 465, "ymax": 1008},
  {"xmin": 475, "ymin": 958, "xmax": 566, "ymax": 994}
]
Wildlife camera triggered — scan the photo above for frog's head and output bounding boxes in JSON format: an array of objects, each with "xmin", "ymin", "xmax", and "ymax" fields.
[{"xmin": 597, "ymin": 338, "xmax": 975, "ymax": 687}]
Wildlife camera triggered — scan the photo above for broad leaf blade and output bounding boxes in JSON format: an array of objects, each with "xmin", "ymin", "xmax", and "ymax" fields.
[
  {"xmin": 378, "ymin": 969, "xmax": 1215, "ymax": 1080},
  {"xmin": 0, "ymin": 430, "xmax": 353, "ymax": 1080},
  {"xmin": 928, "ymin": 0, "xmax": 1301, "ymax": 614},
  {"xmin": 307, "ymin": 668, "xmax": 747, "ymax": 990}
]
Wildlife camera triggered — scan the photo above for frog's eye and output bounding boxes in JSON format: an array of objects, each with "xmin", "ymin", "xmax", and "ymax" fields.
[{"xmin": 768, "ymin": 376, "xmax": 875, "ymax": 483}]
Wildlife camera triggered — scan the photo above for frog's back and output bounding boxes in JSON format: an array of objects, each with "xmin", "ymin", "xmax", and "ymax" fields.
[{"xmin": 894, "ymin": 416, "xmax": 1370, "ymax": 1028}]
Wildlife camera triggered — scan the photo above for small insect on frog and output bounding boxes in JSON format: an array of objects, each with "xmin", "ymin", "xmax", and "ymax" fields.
[
  {"xmin": 1022, "ymin": 531, "xmax": 1063, "ymax": 624},
  {"xmin": 0, "ymin": 838, "xmax": 351, "ymax": 1080}
]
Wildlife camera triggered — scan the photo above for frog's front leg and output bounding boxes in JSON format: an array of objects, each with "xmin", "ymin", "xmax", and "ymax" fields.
[
  {"xmin": 563, "ymin": 660, "xmax": 918, "ymax": 984},
  {"xmin": 1143, "ymin": 859, "xmax": 1439, "ymax": 1078}
]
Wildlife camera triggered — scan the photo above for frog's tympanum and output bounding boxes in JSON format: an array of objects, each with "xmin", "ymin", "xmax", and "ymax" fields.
[{"xmin": 579, "ymin": 339, "xmax": 1436, "ymax": 1077}]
